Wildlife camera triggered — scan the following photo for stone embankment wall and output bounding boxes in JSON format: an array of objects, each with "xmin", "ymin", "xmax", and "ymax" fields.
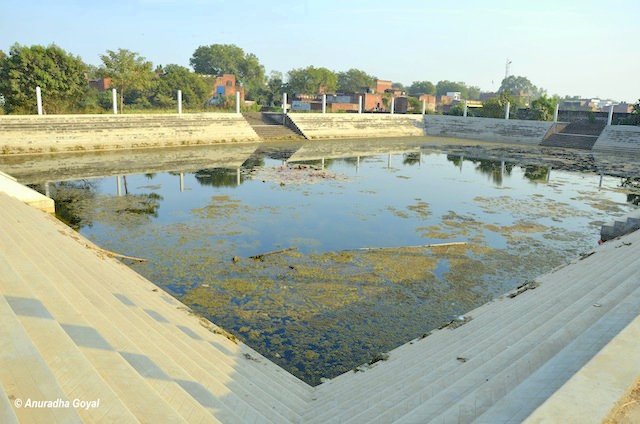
[
  {"xmin": 424, "ymin": 115, "xmax": 556, "ymax": 144},
  {"xmin": 0, "ymin": 113, "xmax": 260, "ymax": 154},
  {"xmin": 593, "ymin": 125, "xmax": 640, "ymax": 153},
  {"xmin": 286, "ymin": 113, "xmax": 424, "ymax": 139}
]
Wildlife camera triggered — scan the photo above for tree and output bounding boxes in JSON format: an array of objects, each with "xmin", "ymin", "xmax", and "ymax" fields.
[
  {"xmin": 436, "ymin": 80, "xmax": 468, "ymax": 99},
  {"xmin": 337, "ymin": 68, "xmax": 374, "ymax": 93},
  {"xmin": 467, "ymin": 86, "xmax": 481, "ymax": 100},
  {"xmin": 498, "ymin": 75, "xmax": 544, "ymax": 105},
  {"xmin": 481, "ymin": 92, "xmax": 513, "ymax": 118},
  {"xmin": 0, "ymin": 44, "xmax": 88, "ymax": 114},
  {"xmin": 190, "ymin": 44, "xmax": 265, "ymax": 100},
  {"xmin": 391, "ymin": 82, "xmax": 405, "ymax": 91},
  {"xmin": 287, "ymin": 66, "xmax": 337, "ymax": 95},
  {"xmin": 408, "ymin": 81, "xmax": 435, "ymax": 96},
  {"xmin": 530, "ymin": 94, "xmax": 558, "ymax": 121},
  {"xmin": 99, "ymin": 49, "xmax": 154, "ymax": 112},
  {"xmin": 151, "ymin": 64, "xmax": 209, "ymax": 108}
]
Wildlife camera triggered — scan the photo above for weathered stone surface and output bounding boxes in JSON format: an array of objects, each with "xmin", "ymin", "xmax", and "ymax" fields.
[
  {"xmin": 286, "ymin": 113, "xmax": 424, "ymax": 139},
  {"xmin": 424, "ymin": 115, "xmax": 554, "ymax": 144},
  {"xmin": 0, "ymin": 113, "xmax": 260, "ymax": 154},
  {"xmin": 593, "ymin": 125, "xmax": 640, "ymax": 153}
]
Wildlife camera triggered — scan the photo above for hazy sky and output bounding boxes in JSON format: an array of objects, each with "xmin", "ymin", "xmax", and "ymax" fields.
[{"xmin": 1, "ymin": 0, "xmax": 638, "ymax": 101}]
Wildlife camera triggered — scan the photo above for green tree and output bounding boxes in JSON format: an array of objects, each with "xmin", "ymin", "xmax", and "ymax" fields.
[
  {"xmin": 0, "ymin": 44, "xmax": 88, "ymax": 114},
  {"xmin": 530, "ymin": 94, "xmax": 558, "ymax": 121},
  {"xmin": 287, "ymin": 66, "xmax": 337, "ymax": 95},
  {"xmin": 408, "ymin": 81, "xmax": 435, "ymax": 96},
  {"xmin": 151, "ymin": 64, "xmax": 209, "ymax": 108},
  {"xmin": 481, "ymin": 92, "xmax": 513, "ymax": 118},
  {"xmin": 498, "ymin": 75, "xmax": 544, "ymax": 105},
  {"xmin": 467, "ymin": 86, "xmax": 481, "ymax": 100},
  {"xmin": 99, "ymin": 49, "xmax": 154, "ymax": 113},
  {"xmin": 258, "ymin": 71, "xmax": 286, "ymax": 107},
  {"xmin": 448, "ymin": 102, "xmax": 466, "ymax": 116},
  {"xmin": 337, "ymin": 68, "xmax": 375, "ymax": 93},
  {"xmin": 436, "ymin": 80, "xmax": 469, "ymax": 99},
  {"xmin": 190, "ymin": 44, "xmax": 265, "ymax": 100}
]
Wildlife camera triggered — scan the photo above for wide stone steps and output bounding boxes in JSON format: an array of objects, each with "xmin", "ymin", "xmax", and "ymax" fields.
[
  {"xmin": 395, "ymin": 265, "xmax": 640, "ymax": 423},
  {"xmin": 307, "ymin": 234, "xmax": 640, "ymax": 423},
  {"xmin": 540, "ymin": 133, "xmax": 599, "ymax": 150},
  {"xmin": 242, "ymin": 113, "xmax": 306, "ymax": 141},
  {"xmin": 0, "ymin": 193, "xmax": 309, "ymax": 423},
  {"xmin": 601, "ymin": 208, "xmax": 640, "ymax": 241}
]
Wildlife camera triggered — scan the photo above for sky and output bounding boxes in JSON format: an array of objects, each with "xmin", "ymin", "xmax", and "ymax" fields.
[{"xmin": 1, "ymin": 0, "xmax": 639, "ymax": 102}]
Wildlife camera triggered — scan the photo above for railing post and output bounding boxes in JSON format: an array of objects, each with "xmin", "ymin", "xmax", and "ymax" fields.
[
  {"xmin": 36, "ymin": 86, "xmax": 43, "ymax": 115},
  {"xmin": 322, "ymin": 94, "xmax": 326, "ymax": 114},
  {"xmin": 463, "ymin": 100, "xmax": 468, "ymax": 117},
  {"xmin": 177, "ymin": 90, "xmax": 183, "ymax": 114},
  {"xmin": 282, "ymin": 92, "xmax": 287, "ymax": 125},
  {"xmin": 112, "ymin": 88, "xmax": 118, "ymax": 114},
  {"xmin": 607, "ymin": 105, "xmax": 614, "ymax": 125},
  {"xmin": 422, "ymin": 99, "xmax": 426, "ymax": 115},
  {"xmin": 235, "ymin": 91, "xmax": 241, "ymax": 114},
  {"xmin": 358, "ymin": 95, "xmax": 363, "ymax": 114},
  {"xmin": 391, "ymin": 97, "xmax": 395, "ymax": 115},
  {"xmin": 553, "ymin": 103, "xmax": 559, "ymax": 122},
  {"xmin": 504, "ymin": 102, "xmax": 510, "ymax": 120}
]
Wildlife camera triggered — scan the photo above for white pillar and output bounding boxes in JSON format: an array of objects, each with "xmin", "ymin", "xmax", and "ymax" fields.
[
  {"xmin": 356, "ymin": 156, "xmax": 360, "ymax": 174},
  {"xmin": 358, "ymin": 95, "xmax": 363, "ymax": 114},
  {"xmin": 504, "ymin": 102, "xmax": 510, "ymax": 120},
  {"xmin": 553, "ymin": 103, "xmax": 559, "ymax": 122},
  {"xmin": 390, "ymin": 97, "xmax": 395, "ymax": 114},
  {"xmin": 422, "ymin": 99, "xmax": 426, "ymax": 115},
  {"xmin": 463, "ymin": 100, "xmax": 468, "ymax": 117},
  {"xmin": 44, "ymin": 182, "xmax": 50, "ymax": 198},
  {"xmin": 235, "ymin": 91, "xmax": 241, "ymax": 114},
  {"xmin": 36, "ymin": 86, "xmax": 43, "ymax": 115},
  {"xmin": 179, "ymin": 172, "xmax": 184, "ymax": 192},
  {"xmin": 322, "ymin": 94, "xmax": 327, "ymax": 114},
  {"xmin": 177, "ymin": 90, "xmax": 183, "ymax": 114},
  {"xmin": 112, "ymin": 88, "xmax": 118, "ymax": 114},
  {"xmin": 607, "ymin": 105, "xmax": 614, "ymax": 125},
  {"xmin": 321, "ymin": 157, "xmax": 325, "ymax": 170},
  {"xmin": 237, "ymin": 168, "xmax": 241, "ymax": 186},
  {"xmin": 116, "ymin": 176, "xmax": 122, "ymax": 196},
  {"xmin": 282, "ymin": 93, "xmax": 287, "ymax": 114}
]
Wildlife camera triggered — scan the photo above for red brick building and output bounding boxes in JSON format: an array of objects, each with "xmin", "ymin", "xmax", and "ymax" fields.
[
  {"xmin": 212, "ymin": 74, "xmax": 245, "ymax": 102},
  {"xmin": 88, "ymin": 77, "xmax": 112, "ymax": 91}
]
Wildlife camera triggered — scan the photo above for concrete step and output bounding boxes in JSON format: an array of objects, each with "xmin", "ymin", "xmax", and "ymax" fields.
[
  {"xmin": 309, "ymin": 241, "xmax": 630, "ymax": 422},
  {"xmin": 0, "ymin": 380, "xmax": 19, "ymax": 424},
  {"xmin": 368, "ymin": 243, "xmax": 639, "ymax": 423},
  {"xmin": 415, "ymin": 271, "xmax": 640, "ymax": 423},
  {"xmin": 0, "ymin": 295, "xmax": 84, "ymax": 423},
  {"xmin": 0, "ymin": 249, "xmax": 221, "ymax": 423},
  {"xmin": 0, "ymin": 221, "xmax": 197, "ymax": 423},
  {"xmin": 0, "ymin": 196, "xmax": 308, "ymax": 421},
  {"xmin": 541, "ymin": 133, "xmax": 599, "ymax": 150},
  {"xmin": 476, "ymin": 282, "xmax": 640, "ymax": 423},
  {"xmin": 0, "ymin": 205, "xmax": 293, "ymax": 423}
]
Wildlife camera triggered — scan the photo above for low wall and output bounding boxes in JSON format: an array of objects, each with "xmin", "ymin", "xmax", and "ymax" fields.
[
  {"xmin": 0, "ymin": 113, "xmax": 260, "ymax": 155},
  {"xmin": 424, "ymin": 115, "xmax": 555, "ymax": 145},
  {"xmin": 286, "ymin": 113, "xmax": 424, "ymax": 139},
  {"xmin": 0, "ymin": 171, "xmax": 54, "ymax": 213},
  {"xmin": 593, "ymin": 125, "xmax": 640, "ymax": 153}
]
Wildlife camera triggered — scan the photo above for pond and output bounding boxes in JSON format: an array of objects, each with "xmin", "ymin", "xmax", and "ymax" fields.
[{"xmin": 24, "ymin": 140, "xmax": 638, "ymax": 385}]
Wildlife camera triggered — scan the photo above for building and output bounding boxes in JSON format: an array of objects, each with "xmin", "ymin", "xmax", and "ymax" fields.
[
  {"xmin": 418, "ymin": 94, "xmax": 436, "ymax": 112},
  {"xmin": 374, "ymin": 79, "xmax": 392, "ymax": 94},
  {"xmin": 211, "ymin": 74, "xmax": 245, "ymax": 103},
  {"xmin": 88, "ymin": 77, "xmax": 112, "ymax": 91},
  {"xmin": 446, "ymin": 92, "xmax": 462, "ymax": 101}
]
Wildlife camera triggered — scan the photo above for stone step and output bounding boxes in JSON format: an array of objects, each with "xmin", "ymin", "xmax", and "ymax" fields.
[
  {"xmin": 0, "ymin": 295, "xmax": 84, "ymax": 423},
  {"xmin": 0, "ymin": 380, "xmax": 19, "ymax": 424},
  {"xmin": 309, "ymin": 241, "xmax": 629, "ymax": 422},
  {"xmin": 541, "ymin": 133, "xmax": 598, "ymax": 150},
  {"xmin": 0, "ymin": 196, "xmax": 309, "ymax": 421},
  {"xmin": 410, "ymin": 271, "xmax": 640, "ymax": 423},
  {"xmin": 0, "ymin": 213, "xmax": 206, "ymax": 423},
  {"xmin": 0, "ymin": 203, "xmax": 299, "ymax": 423}
]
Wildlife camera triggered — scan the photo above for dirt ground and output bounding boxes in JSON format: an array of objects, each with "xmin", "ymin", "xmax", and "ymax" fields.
[{"xmin": 605, "ymin": 377, "xmax": 640, "ymax": 424}]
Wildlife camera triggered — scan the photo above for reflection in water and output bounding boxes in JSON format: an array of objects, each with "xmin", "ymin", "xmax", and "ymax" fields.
[
  {"xmin": 194, "ymin": 168, "xmax": 244, "ymax": 187},
  {"xmin": 35, "ymin": 147, "xmax": 637, "ymax": 385}
]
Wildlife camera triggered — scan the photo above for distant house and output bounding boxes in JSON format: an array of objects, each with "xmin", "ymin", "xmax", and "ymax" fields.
[
  {"xmin": 88, "ymin": 77, "xmax": 112, "ymax": 91},
  {"xmin": 446, "ymin": 92, "xmax": 461, "ymax": 101},
  {"xmin": 418, "ymin": 94, "xmax": 436, "ymax": 112},
  {"xmin": 374, "ymin": 79, "xmax": 392, "ymax": 94},
  {"xmin": 208, "ymin": 74, "xmax": 244, "ymax": 105}
]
